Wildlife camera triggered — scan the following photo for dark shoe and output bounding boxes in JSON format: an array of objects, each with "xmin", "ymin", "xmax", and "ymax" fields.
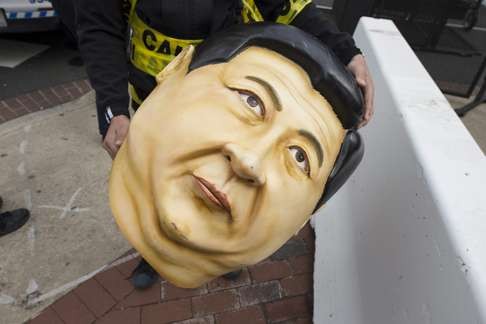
[
  {"xmin": 130, "ymin": 258, "xmax": 159, "ymax": 290},
  {"xmin": 0, "ymin": 209, "xmax": 30, "ymax": 237},
  {"xmin": 222, "ymin": 269, "xmax": 242, "ymax": 280}
]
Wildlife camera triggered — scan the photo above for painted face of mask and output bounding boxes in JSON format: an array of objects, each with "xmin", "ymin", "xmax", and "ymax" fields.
[{"xmin": 110, "ymin": 45, "xmax": 346, "ymax": 288}]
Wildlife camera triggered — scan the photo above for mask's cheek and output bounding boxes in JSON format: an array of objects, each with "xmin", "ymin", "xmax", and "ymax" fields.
[{"xmin": 233, "ymin": 179, "xmax": 317, "ymax": 256}]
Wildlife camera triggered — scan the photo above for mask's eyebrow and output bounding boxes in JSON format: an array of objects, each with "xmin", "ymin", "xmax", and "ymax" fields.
[
  {"xmin": 245, "ymin": 76, "xmax": 282, "ymax": 111},
  {"xmin": 298, "ymin": 129, "xmax": 324, "ymax": 167}
]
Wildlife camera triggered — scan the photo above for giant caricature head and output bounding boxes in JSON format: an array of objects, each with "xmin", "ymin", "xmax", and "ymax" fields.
[{"xmin": 110, "ymin": 23, "xmax": 364, "ymax": 288}]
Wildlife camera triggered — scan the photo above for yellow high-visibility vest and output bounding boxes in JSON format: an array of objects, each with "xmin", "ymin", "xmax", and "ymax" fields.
[{"xmin": 128, "ymin": 0, "xmax": 311, "ymax": 104}]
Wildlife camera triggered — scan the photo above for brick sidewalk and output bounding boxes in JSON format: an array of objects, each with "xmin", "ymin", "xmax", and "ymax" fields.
[
  {"xmin": 0, "ymin": 79, "xmax": 92, "ymax": 124},
  {"xmin": 28, "ymin": 224, "xmax": 315, "ymax": 324}
]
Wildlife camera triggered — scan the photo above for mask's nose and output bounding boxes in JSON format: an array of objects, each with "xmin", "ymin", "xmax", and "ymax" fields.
[{"xmin": 222, "ymin": 143, "xmax": 266, "ymax": 186}]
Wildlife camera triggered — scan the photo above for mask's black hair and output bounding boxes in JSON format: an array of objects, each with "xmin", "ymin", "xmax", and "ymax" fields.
[
  {"xmin": 189, "ymin": 22, "xmax": 364, "ymax": 129},
  {"xmin": 188, "ymin": 23, "xmax": 365, "ymax": 210}
]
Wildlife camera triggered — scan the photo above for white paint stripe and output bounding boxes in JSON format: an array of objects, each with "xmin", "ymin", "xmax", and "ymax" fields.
[
  {"xmin": 17, "ymin": 161, "xmax": 26, "ymax": 176},
  {"xmin": 71, "ymin": 207, "xmax": 90, "ymax": 212},
  {"xmin": 38, "ymin": 205, "xmax": 66, "ymax": 210},
  {"xmin": 26, "ymin": 279, "xmax": 39, "ymax": 296},
  {"xmin": 27, "ymin": 224, "xmax": 35, "ymax": 252},
  {"xmin": 60, "ymin": 187, "xmax": 82, "ymax": 219},
  {"xmin": 106, "ymin": 107, "xmax": 114, "ymax": 119},
  {"xmin": 105, "ymin": 113, "xmax": 110, "ymax": 124},
  {"xmin": 24, "ymin": 189, "xmax": 32, "ymax": 211},
  {"xmin": 0, "ymin": 294, "xmax": 16, "ymax": 305},
  {"xmin": 38, "ymin": 206, "xmax": 90, "ymax": 213},
  {"xmin": 38, "ymin": 187, "xmax": 84, "ymax": 219},
  {"xmin": 19, "ymin": 140, "xmax": 28, "ymax": 154},
  {"xmin": 26, "ymin": 252, "xmax": 139, "ymax": 307}
]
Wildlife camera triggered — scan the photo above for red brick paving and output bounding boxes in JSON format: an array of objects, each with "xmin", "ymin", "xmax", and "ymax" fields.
[
  {"xmin": 0, "ymin": 79, "xmax": 92, "ymax": 124},
  {"xmin": 29, "ymin": 307, "xmax": 64, "ymax": 324},
  {"xmin": 94, "ymin": 267, "xmax": 134, "ymax": 302},
  {"xmin": 141, "ymin": 299, "xmax": 193, "ymax": 324},
  {"xmin": 51, "ymin": 292, "xmax": 96, "ymax": 324},
  {"xmin": 74, "ymin": 279, "xmax": 117, "ymax": 317},
  {"xmin": 96, "ymin": 308, "xmax": 140, "ymax": 324},
  {"xmin": 264, "ymin": 296, "xmax": 310, "ymax": 323},
  {"xmin": 28, "ymin": 224, "xmax": 316, "ymax": 324},
  {"xmin": 248, "ymin": 260, "xmax": 293, "ymax": 283},
  {"xmin": 215, "ymin": 305, "xmax": 266, "ymax": 324},
  {"xmin": 192, "ymin": 290, "xmax": 240, "ymax": 316}
]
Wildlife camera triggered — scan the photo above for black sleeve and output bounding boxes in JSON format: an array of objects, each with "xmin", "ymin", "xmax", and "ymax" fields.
[
  {"xmin": 75, "ymin": 0, "xmax": 130, "ymax": 136},
  {"xmin": 256, "ymin": 1, "xmax": 361, "ymax": 65}
]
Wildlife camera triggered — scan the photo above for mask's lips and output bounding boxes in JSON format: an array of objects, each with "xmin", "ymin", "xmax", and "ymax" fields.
[{"xmin": 193, "ymin": 175, "xmax": 232, "ymax": 216}]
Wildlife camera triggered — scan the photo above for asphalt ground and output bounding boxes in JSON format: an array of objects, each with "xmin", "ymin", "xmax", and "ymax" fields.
[{"xmin": 0, "ymin": 30, "xmax": 87, "ymax": 100}]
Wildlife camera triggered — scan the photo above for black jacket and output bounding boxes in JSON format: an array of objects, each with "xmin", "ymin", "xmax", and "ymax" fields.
[{"xmin": 75, "ymin": 0, "xmax": 361, "ymax": 136}]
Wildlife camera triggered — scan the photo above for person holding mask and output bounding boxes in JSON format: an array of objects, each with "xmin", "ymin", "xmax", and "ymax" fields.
[{"xmin": 74, "ymin": 0, "xmax": 374, "ymax": 289}]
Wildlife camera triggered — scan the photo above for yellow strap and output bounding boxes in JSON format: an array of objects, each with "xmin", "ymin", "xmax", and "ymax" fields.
[
  {"xmin": 242, "ymin": 0, "xmax": 312, "ymax": 24},
  {"xmin": 128, "ymin": 0, "xmax": 137, "ymax": 20},
  {"xmin": 276, "ymin": 0, "xmax": 312, "ymax": 24},
  {"xmin": 128, "ymin": 83, "xmax": 143, "ymax": 105},
  {"xmin": 127, "ymin": 0, "xmax": 312, "ymax": 78},
  {"xmin": 241, "ymin": 0, "xmax": 264, "ymax": 23},
  {"xmin": 129, "ymin": 12, "xmax": 203, "ymax": 77}
]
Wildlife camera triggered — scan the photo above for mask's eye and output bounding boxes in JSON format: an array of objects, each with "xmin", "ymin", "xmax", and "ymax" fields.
[
  {"xmin": 238, "ymin": 91, "xmax": 265, "ymax": 117},
  {"xmin": 288, "ymin": 146, "xmax": 310, "ymax": 175}
]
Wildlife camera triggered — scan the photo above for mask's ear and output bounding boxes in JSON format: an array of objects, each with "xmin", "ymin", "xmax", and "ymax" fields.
[
  {"xmin": 156, "ymin": 45, "xmax": 195, "ymax": 84},
  {"xmin": 313, "ymin": 130, "xmax": 364, "ymax": 212}
]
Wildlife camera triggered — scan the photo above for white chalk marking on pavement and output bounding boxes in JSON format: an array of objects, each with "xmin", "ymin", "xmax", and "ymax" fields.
[
  {"xmin": 19, "ymin": 140, "xmax": 28, "ymax": 154},
  {"xmin": 26, "ymin": 252, "xmax": 139, "ymax": 307},
  {"xmin": 27, "ymin": 224, "xmax": 36, "ymax": 252},
  {"xmin": 0, "ymin": 293, "xmax": 16, "ymax": 305},
  {"xmin": 38, "ymin": 205, "xmax": 90, "ymax": 213},
  {"xmin": 17, "ymin": 161, "xmax": 26, "ymax": 176},
  {"xmin": 24, "ymin": 189, "xmax": 32, "ymax": 211},
  {"xmin": 26, "ymin": 279, "xmax": 39, "ymax": 296},
  {"xmin": 38, "ymin": 187, "xmax": 87, "ymax": 219}
]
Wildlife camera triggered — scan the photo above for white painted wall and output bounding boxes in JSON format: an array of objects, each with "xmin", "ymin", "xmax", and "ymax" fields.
[{"xmin": 314, "ymin": 17, "xmax": 486, "ymax": 324}]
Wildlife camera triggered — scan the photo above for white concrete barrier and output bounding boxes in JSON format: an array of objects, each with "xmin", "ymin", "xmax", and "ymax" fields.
[{"xmin": 314, "ymin": 17, "xmax": 486, "ymax": 324}]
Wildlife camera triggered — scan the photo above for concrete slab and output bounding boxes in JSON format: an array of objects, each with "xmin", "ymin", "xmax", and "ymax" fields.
[
  {"xmin": 0, "ymin": 92, "xmax": 130, "ymax": 324},
  {"xmin": 314, "ymin": 17, "xmax": 486, "ymax": 324}
]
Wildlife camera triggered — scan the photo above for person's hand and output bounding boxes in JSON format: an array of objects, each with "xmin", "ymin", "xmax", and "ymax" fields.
[
  {"xmin": 347, "ymin": 54, "xmax": 374, "ymax": 128},
  {"xmin": 103, "ymin": 115, "xmax": 130, "ymax": 159}
]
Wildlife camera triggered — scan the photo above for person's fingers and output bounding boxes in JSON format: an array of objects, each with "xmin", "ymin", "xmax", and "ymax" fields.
[
  {"xmin": 356, "ymin": 76, "xmax": 374, "ymax": 128},
  {"xmin": 103, "ymin": 128, "xmax": 117, "ymax": 159},
  {"xmin": 364, "ymin": 78, "xmax": 374, "ymax": 118},
  {"xmin": 102, "ymin": 141, "xmax": 116, "ymax": 159},
  {"xmin": 114, "ymin": 126, "xmax": 129, "ymax": 147},
  {"xmin": 355, "ymin": 74, "xmax": 367, "ymax": 88},
  {"xmin": 103, "ymin": 141, "xmax": 117, "ymax": 159}
]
